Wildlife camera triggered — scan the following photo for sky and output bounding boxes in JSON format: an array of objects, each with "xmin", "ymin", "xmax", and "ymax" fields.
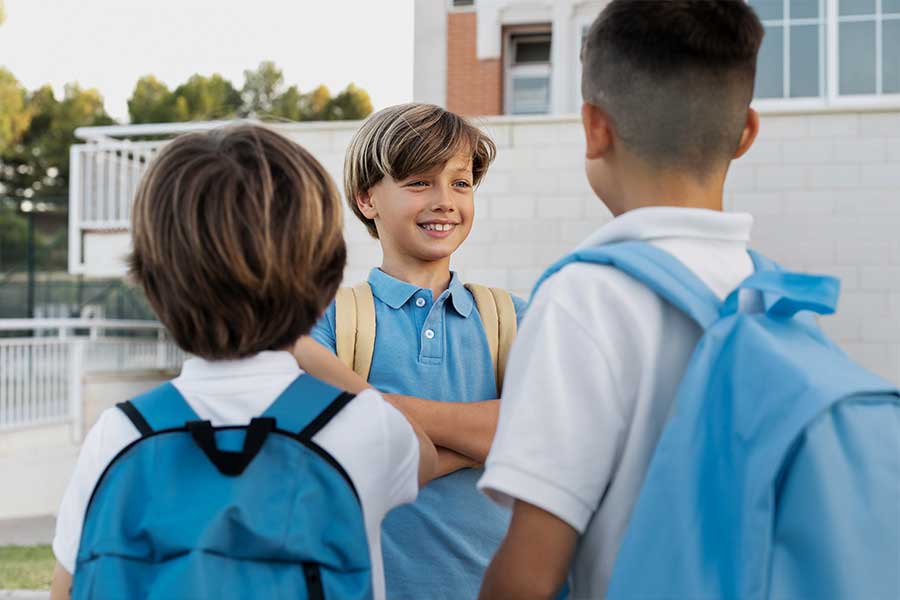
[{"xmin": 0, "ymin": 0, "xmax": 416, "ymax": 122}]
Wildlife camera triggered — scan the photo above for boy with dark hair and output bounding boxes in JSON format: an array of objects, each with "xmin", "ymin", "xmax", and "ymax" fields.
[
  {"xmin": 50, "ymin": 125, "xmax": 436, "ymax": 600},
  {"xmin": 479, "ymin": 2, "xmax": 764, "ymax": 598}
]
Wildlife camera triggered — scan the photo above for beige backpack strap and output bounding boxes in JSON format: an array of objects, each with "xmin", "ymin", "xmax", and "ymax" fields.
[
  {"xmin": 351, "ymin": 282, "xmax": 376, "ymax": 380},
  {"xmin": 467, "ymin": 283, "xmax": 518, "ymax": 395},
  {"xmin": 334, "ymin": 283, "xmax": 376, "ymax": 381},
  {"xmin": 490, "ymin": 287, "xmax": 518, "ymax": 394},
  {"xmin": 466, "ymin": 284, "xmax": 499, "ymax": 382}
]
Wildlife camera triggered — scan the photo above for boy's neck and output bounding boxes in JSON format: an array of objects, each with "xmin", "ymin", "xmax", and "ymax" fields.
[
  {"xmin": 610, "ymin": 159, "xmax": 727, "ymax": 217},
  {"xmin": 380, "ymin": 254, "xmax": 453, "ymax": 300}
]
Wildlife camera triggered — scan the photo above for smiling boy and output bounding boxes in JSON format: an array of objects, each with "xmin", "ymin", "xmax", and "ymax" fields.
[{"xmin": 307, "ymin": 103, "xmax": 526, "ymax": 599}]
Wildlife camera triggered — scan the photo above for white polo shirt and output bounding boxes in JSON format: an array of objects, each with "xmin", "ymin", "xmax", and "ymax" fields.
[
  {"xmin": 479, "ymin": 207, "xmax": 754, "ymax": 599},
  {"xmin": 53, "ymin": 351, "xmax": 419, "ymax": 600}
]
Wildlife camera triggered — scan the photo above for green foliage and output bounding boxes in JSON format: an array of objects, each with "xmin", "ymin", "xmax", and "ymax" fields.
[
  {"xmin": 0, "ymin": 545, "xmax": 54, "ymax": 590},
  {"xmin": 0, "ymin": 68, "xmax": 31, "ymax": 153},
  {"xmin": 128, "ymin": 75, "xmax": 177, "ymax": 124},
  {"xmin": 2, "ymin": 62, "xmax": 370, "ymax": 204},
  {"xmin": 241, "ymin": 60, "xmax": 285, "ymax": 117},
  {"xmin": 0, "ymin": 84, "xmax": 114, "ymax": 199},
  {"xmin": 325, "ymin": 83, "xmax": 373, "ymax": 121},
  {"xmin": 173, "ymin": 73, "xmax": 242, "ymax": 121},
  {"xmin": 127, "ymin": 63, "xmax": 372, "ymax": 124}
]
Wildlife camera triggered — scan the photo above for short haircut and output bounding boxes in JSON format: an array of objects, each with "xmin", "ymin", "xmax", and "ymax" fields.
[
  {"xmin": 582, "ymin": 0, "xmax": 764, "ymax": 176},
  {"xmin": 128, "ymin": 125, "xmax": 346, "ymax": 359},
  {"xmin": 344, "ymin": 103, "xmax": 496, "ymax": 238}
]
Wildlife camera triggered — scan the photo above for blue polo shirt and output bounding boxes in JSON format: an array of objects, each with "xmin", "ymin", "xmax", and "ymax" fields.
[{"xmin": 311, "ymin": 268, "xmax": 527, "ymax": 600}]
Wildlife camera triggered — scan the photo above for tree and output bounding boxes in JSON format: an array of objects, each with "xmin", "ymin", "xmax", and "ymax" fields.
[
  {"xmin": 269, "ymin": 85, "xmax": 305, "ymax": 122},
  {"xmin": 173, "ymin": 73, "xmax": 242, "ymax": 121},
  {"xmin": 325, "ymin": 83, "xmax": 372, "ymax": 121},
  {"xmin": 0, "ymin": 68, "xmax": 31, "ymax": 154},
  {"xmin": 241, "ymin": 61, "xmax": 284, "ymax": 117},
  {"xmin": 0, "ymin": 83, "xmax": 114, "ymax": 201},
  {"xmin": 128, "ymin": 75, "xmax": 177, "ymax": 124},
  {"xmin": 306, "ymin": 85, "xmax": 332, "ymax": 121}
]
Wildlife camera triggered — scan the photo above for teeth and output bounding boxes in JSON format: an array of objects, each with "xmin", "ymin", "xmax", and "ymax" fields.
[{"xmin": 422, "ymin": 223, "xmax": 454, "ymax": 232}]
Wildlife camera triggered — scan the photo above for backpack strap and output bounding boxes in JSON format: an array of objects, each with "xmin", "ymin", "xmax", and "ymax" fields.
[
  {"xmin": 466, "ymin": 283, "xmax": 518, "ymax": 395},
  {"xmin": 533, "ymin": 241, "xmax": 722, "ymax": 330},
  {"xmin": 117, "ymin": 382, "xmax": 201, "ymax": 434},
  {"xmin": 262, "ymin": 374, "xmax": 355, "ymax": 440},
  {"xmin": 334, "ymin": 283, "xmax": 376, "ymax": 381}
]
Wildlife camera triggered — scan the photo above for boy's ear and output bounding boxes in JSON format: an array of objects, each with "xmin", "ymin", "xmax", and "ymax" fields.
[
  {"xmin": 733, "ymin": 107, "xmax": 760, "ymax": 160},
  {"xmin": 581, "ymin": 102, "xmax": 613, "ymax": 160},
  {"xmin": 356, "ymin": 190, "xmax": 378, "ymax": 219}
]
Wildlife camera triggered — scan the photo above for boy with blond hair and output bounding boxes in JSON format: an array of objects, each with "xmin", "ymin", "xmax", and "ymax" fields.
[
  {"xmin": 306, "ymin": 103, "xmax": 527, "ymax": 599},
  {"xmin": 50, "ymin": 125, "xmax": 436, "ymax": 600}
]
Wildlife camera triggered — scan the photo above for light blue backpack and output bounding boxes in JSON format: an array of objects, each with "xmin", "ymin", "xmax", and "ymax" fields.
[
  {"xmin": 534, "ymin": 241, "xmax": 900, "ymax": 600},
  {"xmin": 73, "ymin": 374, "xmax": 372, "ymax": 600}
]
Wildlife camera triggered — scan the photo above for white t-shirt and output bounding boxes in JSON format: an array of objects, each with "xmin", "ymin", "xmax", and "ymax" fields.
[
  {"xmin": 478, "ymin": 207, "xmax": 755, "ymax": 599},
  {"xmin": 53, "ymin": 351, "xmax": 419, "ymax": 600}
]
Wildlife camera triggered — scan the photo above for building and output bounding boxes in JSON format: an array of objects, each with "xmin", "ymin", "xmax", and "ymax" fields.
[{"xmin": 414, "ymin": 0, "xmax": 900, "ymax": 117}]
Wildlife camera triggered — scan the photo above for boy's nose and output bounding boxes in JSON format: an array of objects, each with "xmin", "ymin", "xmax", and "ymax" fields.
[{"xmin": 431, "ymin": 188, "xmax": 455, "ymax": 211}]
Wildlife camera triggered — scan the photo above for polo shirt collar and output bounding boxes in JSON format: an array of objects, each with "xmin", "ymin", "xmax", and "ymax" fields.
[
  {"xmin": 578, "ymin": 206, "xmax": 753, "ymax": 249},
  {"xmin": 367, "ymin": 269, "xmax": 474, "ymax": 317},
  {"xmin": 447, "ymin": 272, "xmax": 474, "ymax": 317}
]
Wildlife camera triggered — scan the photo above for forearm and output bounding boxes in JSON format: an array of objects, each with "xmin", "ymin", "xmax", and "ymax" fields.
[
  {"xmin": 433, "ymin": 447, "xmax": 480, "ymax": 479},
  {"xmin": 292, "ymin": 336, "xmax": 370, "ymax": 394},
  {"xmin": 479, "ymin": 501, "xmax": 576, "ymax": 600},
  {"xmin": 50, "ymin": 563, "xmax": 72, "ymax": 600},
  {"xmin": 386, "ymin": 395, "xmax": 499, "ymax": 463}
]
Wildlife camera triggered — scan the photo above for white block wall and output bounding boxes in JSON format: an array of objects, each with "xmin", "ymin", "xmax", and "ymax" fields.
[{"xmin": 277, "ymin": 110, "xmax": 900, "ymax": 385}]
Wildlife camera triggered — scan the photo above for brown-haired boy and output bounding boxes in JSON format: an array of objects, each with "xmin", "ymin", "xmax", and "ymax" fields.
[
  {"xmin": 49, "ymin": 125, "xmax": 436, "ymax": 600},
  {"xmin": 302, "ymin": 103, "xmax": 527, "ymax": 599},
  {"xmin": 479, "ymin": 1, "xmax": 763, "ymax": 598}
]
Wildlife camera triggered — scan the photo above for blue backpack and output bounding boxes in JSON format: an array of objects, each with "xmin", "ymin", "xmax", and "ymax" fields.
[
  {"xmin": 73, "ymin": 374, "xmax": 373, "ymax": 600},
  {"xmin": 534, "ymin": 241, "xmax": 900, "ymax": 600}
]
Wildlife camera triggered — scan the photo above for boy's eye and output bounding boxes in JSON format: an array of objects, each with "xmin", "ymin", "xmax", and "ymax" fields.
[
  {"xmin": 453, "ymin": 180, "xmax": 473, "ymax": 188},
  {"xmin": 406, "ymin": 180, "xmax": 428, "ymax": 187}
]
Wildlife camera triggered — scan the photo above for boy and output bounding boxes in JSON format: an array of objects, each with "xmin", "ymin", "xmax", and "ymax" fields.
[
  {"xmin": 49, "ymin": 125, "xmax": 436, "ymax": 600},
  {"xmin": 307, "ymin": 103, "xmax": 527, "ymax": 599},
  {"xmin": 478, "ymin": 2, "xmax": 763, "ymax": 598}
]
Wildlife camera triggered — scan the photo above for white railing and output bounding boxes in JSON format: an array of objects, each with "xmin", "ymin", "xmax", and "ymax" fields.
[
  {"xmin": 68, "ymin": 119, "xmax": 362, "ymax": 274},
  {"xmin": 0, "ymin": 319, "xmax": 184, "ymax": 432}
]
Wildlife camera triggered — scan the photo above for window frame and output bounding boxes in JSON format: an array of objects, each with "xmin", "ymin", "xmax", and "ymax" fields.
[
  {"xmin": 752, "ymin": 0, "xmax": 900, "ymax": 111},
  {"xmin": 448, "ymin": 0, "xmax": 475, "ymax": 13},
  {"xmin": 504, "ymin": 29, "xmax": 553, "ymax": 115}
]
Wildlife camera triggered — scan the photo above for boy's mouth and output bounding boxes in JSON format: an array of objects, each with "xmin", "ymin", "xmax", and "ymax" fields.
[{"xmin": 418, "ymin": 222, "xmax": 458, "ymax": 238}]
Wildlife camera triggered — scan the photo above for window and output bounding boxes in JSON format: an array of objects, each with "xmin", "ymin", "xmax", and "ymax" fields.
[
  {"xmin": 750, "ymin": 0, "xmax": 900, "ymax": 105},
  {"xmin": 837, "ymin": 0, "xmax": 900, "ymax": 94},
  {"xmin": 751, "ymin": 0, "xmax": 826, "ymax": 98},
  {"xmin": 506, "ymin": 32, "xmax": 552, "ymax": 115}
]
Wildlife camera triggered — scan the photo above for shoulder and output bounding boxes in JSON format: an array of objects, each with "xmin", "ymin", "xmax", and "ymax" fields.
[
  {"xmin": 53, "ymin": 406, "xmax": 142, "ymax": 573},
  {"xmin": 313, "ymin": 390, "xmax": 417, "ymax": 479},
  {"xmin": 313, "ymin": 389, "xmax": 418, "ymax": 516},
  {"xmin": 531, "ymin": 261, "xmax": 664, "ymax": 333}
]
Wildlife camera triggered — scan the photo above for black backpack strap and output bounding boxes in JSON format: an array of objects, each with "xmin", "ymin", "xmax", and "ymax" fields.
[
  {"xmin": 297, "ymin": 391, "xmax": 356, "ymax": 441},
  {"xmin": 116, "ymin": 401, "xmax": 153, "ymax": 436},
  {"xmin": 262, "ymin": 374, "xmax": 357, "ymax": 438},
  {"xmin": 187, "ymin": 417, "xmax": 276, "ymax": 476}
]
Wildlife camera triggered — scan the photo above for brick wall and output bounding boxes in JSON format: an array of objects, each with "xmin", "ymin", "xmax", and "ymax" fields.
[
  {"xmin": 277, "ymin": 110, "xmax": 900, "ymax": 384},
  {"xmin": 446, "ymin": 11, "xmax": 503, "ymax": 116}
]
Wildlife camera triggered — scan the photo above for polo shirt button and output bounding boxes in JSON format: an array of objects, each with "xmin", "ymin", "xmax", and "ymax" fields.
[
  {"xmin": 416, "ymin": 298, "xmax": 426, "ymax": 308},
  {"xmin": 424, "ymin": 329, "xmax": 435, "ymax": 339}
]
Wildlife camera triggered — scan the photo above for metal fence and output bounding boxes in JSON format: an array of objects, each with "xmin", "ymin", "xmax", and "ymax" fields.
[{"xmin": 0, "ymin": 319, "xmax": 184, "ymax": 431}]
